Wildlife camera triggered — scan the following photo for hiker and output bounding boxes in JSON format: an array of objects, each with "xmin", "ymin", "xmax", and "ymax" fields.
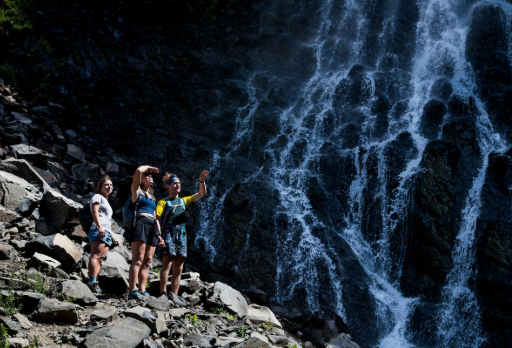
[
  {"xmin": 156, "ymin": 170, "xmax": 209, "ymax": 296},
  {"xmin": 127, "ymin": 165, "xmax": 165, "ymax": 299},
  {"xmin": 87, "ymin": 175, "xmax": 114, "ymax": 293}
]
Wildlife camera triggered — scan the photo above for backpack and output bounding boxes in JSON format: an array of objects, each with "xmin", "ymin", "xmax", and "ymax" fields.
[
  {"xmin": 122, "ymin": 190, "xmax": 146, "ymax": 229},
  {"xmin": 79, "ymin": 202, "xmax": 93, "ymax": 232},
  {"xmin": 161, "ymin": 197, "xmax": 186, "ymax": 227}
]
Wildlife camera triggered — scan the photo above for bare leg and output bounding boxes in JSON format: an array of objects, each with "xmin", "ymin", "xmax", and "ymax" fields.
[
  {"xmin": 138, "ymin": 245, "xmax": 156, "ymax": 292},
  {"xmin": 160, "ymin": 255, "xmax": 174, "ymax": 293},
  {"xmin": 129, "ymin": 241, "xmax": 145, "ymax": 292},
  {"xmin": 170, "ymin": 256, "xmax": 185, "ymax": 295},
  {"xmin": 88, "ymin": 241, "xmax": 109, "ymax": 278}
]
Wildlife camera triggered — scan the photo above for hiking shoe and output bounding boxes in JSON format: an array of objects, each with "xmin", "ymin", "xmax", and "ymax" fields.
[
  {"xmin": 128, "ymin": 289, "xmax": 141, "ymax": 299},
  {"xmin": 159, "ymin": 291, "xmax": 168, "ymax": 297},
  {"xmin": 139, "ymin": 290, "xmax": 150, "ymax": 297},
  {"xmin": 87, "ymin": 281, "xmax": 106, "ymax": 294}
]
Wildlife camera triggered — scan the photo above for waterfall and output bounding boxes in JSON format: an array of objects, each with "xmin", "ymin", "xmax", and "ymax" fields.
[{"xmin": 194, "ymin": 0, "xmax": 511, "ymax": 346}]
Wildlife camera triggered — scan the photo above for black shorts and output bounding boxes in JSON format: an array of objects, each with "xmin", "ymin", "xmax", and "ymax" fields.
[{"xmin": 128, "ymin": 216, "xmax": 158, "ymax": 246}]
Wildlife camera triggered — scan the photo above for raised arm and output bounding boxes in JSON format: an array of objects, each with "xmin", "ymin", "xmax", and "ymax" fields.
[
  {"xmin": 193, "ymin": 170, "xmax": 209, "ymax": 202},
  {"xmin": 131, "ymin": 165, "xmax": 159, "ymax": 202}
]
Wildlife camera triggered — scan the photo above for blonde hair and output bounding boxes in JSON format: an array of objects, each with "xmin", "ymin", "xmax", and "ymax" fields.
[{"xmin": 96, "ymin": 175, "xmax": 112, "ymax": 193}]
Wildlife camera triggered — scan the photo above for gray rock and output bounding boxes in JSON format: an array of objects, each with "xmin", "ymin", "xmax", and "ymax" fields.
[
  {"xmin": 0, "ymin": 158, "xmax": 52, "ymax": 193},
  {"xmin": 72, "ymin": 162, "xmax": 103, "ymax": 181},
  {"xmin": 30, "ymin": 252, "xmax": 61, "ymax": 270},
  {"xmin": 182, "ymin": 293, "xmax": 200, "ymax": 306},
  {"xmin": 27, "ymin": 233, "xmax": 82, "ymax": 272},
  {"xmin": 208, "ymin": 282, "xmax": 248, "ymax": 318},
  {"xmin": 10, "ymin": 144, "xmax": 56, "ymax": 164},
  {"xmin": 169, "ymin": 292, "xmax": 189, "ymax": 307},
  {"xmin": 0, "ymin": 243, "xmax": 13, "ymax": 261},
  {"xmin": 63, "ymin": 144, "xmax": 87, "ymax": 165},
  {"xmin": 0, "ymin": 277, "xmax": 29, "ymax": 290},
  {"xmin": 8, "ymin": 337, "xmax": 29, "ymax": 347},
  {"xmin": 326, "ymin": 334, "xmax": 361, "ymax": 348},
  {"xmin": 250, "ymin": 333, "xmax": 269, "ymax": 344},
  {"xmin": 169, "ymin": 307, "xmax": 191, "ymax": 319},
  {"xmin": 0, "ymin": 206, "xmax": 21, "ymax": 224},
  {"xmin": 61, "ymin": 279, "xmax": 98, "ymax": 306},
  {"xmin": 39, "ymin": 189, "xmax": 82, "ymax": 230},
  {"xmin": 123, "ymin": 306, "xmax": 166, "ymax": 334},
  {"xmin": 50, "ymin": 267, "xmax": 70, "ymax": 279},
  {"xmin": 67, "ymin": 225, "xmax": 88, "ymax": 242},
  {"xmin": 0, "ymin": 170, "xmax": 43, "ymax": 214},
  {"xmin": 268, "ymin": 305, "xmax": 302, "ymax": 320},
  {"xmin": 46, "ymin": 161, "xmax": 71, "ymax": 183},
  {"xmin": 246, "ymin": 305, "xmax": 281, "ymax": 329},
  {"xmin": 232, "ymin": 337, "xmax": 270, "ymax": 348},
  {"xmin": 32, "ymin": 166, "xmax": 58, "ymax": 188},
  {"xmin": 13, "ymin": 313, "xmax": 32, "ymax": 330},
  {"xmin": 0, "ymin": 316, "xmax": 21, "ymax": 333},
  {"xmin": 215, "ymin": 336, "xmax": 244, "ymax": 347},
  {"xmin": 183, "ymin": 333, "xmax": 214, "ymax": 348},
  {"xmin": 267, "ymin": 336, "xmax": 288, "ymax": 347},
  {"xmin": 144, "ymin": 295, "xmax": 170, "ymax": 311},
  {"xmin": 30, "ymin": 106, "xmax": 50, "ymax": 115},
  {"xmin": 9, "ymin": 240, "xmax": 27, "ymax": 251},
  {"xmin": 90, "ymin": 307, "xmax": 118, "ymax": 322},
  {"xmin": 4, "ymin": 291, "xmax": 44, "ymax": 314},
  {"xmin": 65, "ymin": 129, "xmax": 77, "ymax": 140},
  {"xmin": 38, "ymin": 298, "xmax": 78, "ymax": 324},
  {"xmin": 83, "ymin": 317, "xmax": 151, "ymax": 348},
  {"xmin": 11, "ymin": 112, "xmax": 31, "ymax": 124},
  {"xmin": 143, "ymin": 339, "xmax": 164, "ymax": 348},
  {"xmin": 98, "ymin": 250, "xmax": 130, "ymax": 294}
]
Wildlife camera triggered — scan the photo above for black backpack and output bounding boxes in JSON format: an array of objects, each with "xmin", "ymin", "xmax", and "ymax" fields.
[{"xmin": 79, "ymin": 201, "xmax": 93, "ymax": 232}]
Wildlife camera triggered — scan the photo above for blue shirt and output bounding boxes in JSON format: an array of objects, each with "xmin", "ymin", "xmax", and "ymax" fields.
[{"xmin": 134, "ymin": 193, "xmax": 156, "ymax": 214}]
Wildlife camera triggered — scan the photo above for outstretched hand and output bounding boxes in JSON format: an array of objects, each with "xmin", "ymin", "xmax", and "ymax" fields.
[
  {"xmin": 147, "ymin": 166, "xmax": 160, "ymax": 174},
  {"xmin": 199, "ymin": 170, "xmax": 209, "ymax": 182}
]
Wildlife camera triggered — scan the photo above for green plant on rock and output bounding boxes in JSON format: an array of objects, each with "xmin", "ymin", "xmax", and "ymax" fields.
[
  {"xmin": 59, "ymin": 291, "xmax": 75, "ymax": 303},
  {"xmin": 186, "ymin": 313, "xmax": 202, "ymax": 328},
  {"xmin": 23, "ymin": 336, "xmax": 41, "ymax": 348},
  {"xmin": 24, "ymin": 267, "xmax": 50, "ymax": 295},
  {"xmin": 237, "ymin": 324, "xmax": 249, "ymax": 338},
  {"xmin": 0, "ymin": 324, "xmax": 8, "ymax": 348},
  {"xmin": 261, "ymin": 318, "xmax": 274, "ymax": 331},
  {"xmin": 286, "ymin": 344, "xmax": 298, "ymax": 348},
  {"xmin": 0, "ymin": 276, "xmax": 22, "ymax": 316},
  {"xmin": 211, "ymin": 305, "xmax": 238, "ymax": 321},
  {"xmin": 0, "ymin": 63, "xmax": 17, "ymax": 89}
]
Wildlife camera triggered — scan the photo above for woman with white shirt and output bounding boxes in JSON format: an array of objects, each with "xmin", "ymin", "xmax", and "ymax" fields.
[{"xmin": 87, "ymin": 175, "xmax": 114, "ymax": 293}]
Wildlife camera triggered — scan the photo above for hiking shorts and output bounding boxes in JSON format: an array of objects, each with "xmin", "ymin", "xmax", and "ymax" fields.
[
  {"xmin": 88, "ymin": 228, "xmax": 112, "ymax": 247},
  {"xmin": 160, "ymin": 226, "xmax": 187, "ymax": 257},
  {"xmin": 128, "ymin": 216, "xmax": 159, "ymax": 246}
]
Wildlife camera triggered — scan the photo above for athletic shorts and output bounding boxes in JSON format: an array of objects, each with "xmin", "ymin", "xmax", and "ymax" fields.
[
  {"xmin": 128, "ymin": 216, "xmax": 159, "ymax": 246},
  {"xmin": 160, "ymin": 226, "xmax": 187, "ymax": 257},
  {"xmin": 88, "ymin": 228, "xmax": 112, "ymax": 247}
]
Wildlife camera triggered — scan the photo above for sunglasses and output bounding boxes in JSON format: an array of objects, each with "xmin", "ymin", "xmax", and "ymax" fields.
[{"xmin": 143, "ymin": 173, "xmax": 153, "ymax": 177}]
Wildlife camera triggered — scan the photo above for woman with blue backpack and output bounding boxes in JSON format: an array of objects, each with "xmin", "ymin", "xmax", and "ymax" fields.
[
  {"xmin": 156, "ymin": 170, "xmax": 209, "ymax": 296},
  {"xmin": 127, "ymin": 165, "xmax": 165, "ymax": 299},
  {"xmin": 87, "ymin": 175, "xmax": 114, "ymax": 293}
]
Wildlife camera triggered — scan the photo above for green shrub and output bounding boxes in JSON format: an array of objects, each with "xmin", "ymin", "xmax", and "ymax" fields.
[
  {"xmin": 23, "ymin": 336, "xmax": 41, "ymax": 348},
  {"xmin": 0, "ymin": 0, "xmax": 34, "ymax": 31},
  {"xmin": 186, "ymin": 313, "xmax": 202, "ymax": 327},
  {"xmin": 237, "ymin": 324, "xmax": 249, "ymax": 338},
  {"xmin": 211, "ymin": 305, "xmax": 238, "ymax": 321},
  {"xmin": 0, "ymin": 324, "xmax": 8, "ymax": 348},
  {"xmin": 0, "ymin": 63, "xmax": 17, "ymax": 89},
  {"xmin": 261, "ymin": 318, "xmax": 274, "ymax": 331},
  {"xmin": 0, "ymin": 278, "xmax": 22, "ymax": 316}
]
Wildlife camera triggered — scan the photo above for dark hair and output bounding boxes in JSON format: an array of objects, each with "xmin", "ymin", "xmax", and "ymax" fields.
[
  {"xmin": 96, "ymin": 175, "xmax": 112, "ymax": 193},
  {"xmin": 162, "ymin": 172, "xmax": 176, "ymax": 194}
]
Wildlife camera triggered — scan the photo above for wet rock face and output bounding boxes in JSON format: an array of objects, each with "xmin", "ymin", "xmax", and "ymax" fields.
[
  {"xmin": 474, "ymin": 151, "xmax": 512, "ymax": 337},
  {"xmin": 466, "ymin": 3, "xmax": 512, "ymax": 140}
]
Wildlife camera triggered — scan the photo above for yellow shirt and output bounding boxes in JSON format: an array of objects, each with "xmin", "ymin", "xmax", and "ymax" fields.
[{"xmin": 155, "ymin": 196, "xmax": 194, "ymax": 218}]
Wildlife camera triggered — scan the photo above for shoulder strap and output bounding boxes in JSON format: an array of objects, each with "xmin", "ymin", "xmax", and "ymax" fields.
[
  {"xmin": 180, "ymin": 198, "xmax": 186, "ymax": 210},
  {"xmin": 132, "ymin": 190, "xmax": 144, "ymax": 225}
]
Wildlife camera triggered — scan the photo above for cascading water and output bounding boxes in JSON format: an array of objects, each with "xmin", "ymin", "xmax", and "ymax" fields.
[{"xmin": 195, "ymin": 0, "xmax": 511, "ymax": 346}]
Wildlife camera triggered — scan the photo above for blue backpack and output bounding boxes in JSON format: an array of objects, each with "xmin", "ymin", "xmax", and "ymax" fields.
[{"xmin": 122, "ymin": 191, "xmax": 146, "ymax": 229}]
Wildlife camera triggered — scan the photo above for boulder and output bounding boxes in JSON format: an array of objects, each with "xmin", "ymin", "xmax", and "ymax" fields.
[
  {"xmin": 10, "ymin": 240, "xmax": 27, "ymax": 251},
  {"xmin": 40, "ymin": 189, "xmax": 82, "ymax": 230},
  {"xmin": 0, "ymin": 158, "xmax": 51, "ymax": 193},
  {"xmin": 208, "ymin": 282, "xmax": 248, "ymax": 318},
  {"xmin": 67, "ymin": 225, "xmax": 88, "ymax": 242},
  {"xmin": 38, "ymin": 298, "xmax": 78, "ymax": 324},
  {"xmin": 10, "ymin": 144, "xmax": 56, "ymax": 164},
  {"xmin": 63, "ymin": 144, "xmax": 87, "ymax": 165},
  {"xmin": 50, "ymin": 267, "xmax": 70, "ymax": 279},
  {"xmin": 83, "ymin": 317, "xmax": 151, "ymax": 348},
  {"xmin": 0, "ymin": 316, "xmax": 21, "ymax": 333},
  {"xmin": 61, "ymin": 279, "xmax": 98, "ymax": 306},
  {"xmin": 72, "ymin": 162, "xmax": 103, "ymax": 181},
  {"xmin": 144, "ymin": 295, "xmax": 170, "ymax": 311},
  {"xmin": 30, "ymin": 252, "xmax": 61, "ymax": 270},
  {"xmin": 0, "ymin": 243, "xmax": 13, "ymax": 261},
  {"xmin": 232, "ymin": 337, "xmax": 270, "ymax": 348},
  {"xmin": 0, "ymin": 206, "xmax": 21, "ymax": 223},
  {"xmin": 251, "ymin": 332, "xmax": 269, "ymax": 344},
  {"xmin": 46, "ymin": 161, "xmax": 71, "ymax": 183},
  {"xmin": 28, "ymin": 233, "xmax": 83, "ymax": 272},
  {"xmin": 13, "ymin": 313, "xmax": 32, "ymax": 330},
  {"xmin": 30, "ymin": 106, "xmax": 50, "ymax": 115},
  {"xmin": 35, "ymin": 218, "xmax": 57, "ymax": 236},
  {"xmin": 182, "ymin": 293, "xmax": 200, "ymax": 306},
  {"xmin": 327, "ymin": 334, "xmax": 361, "ymax": 348},
  {"xmin": 97, "ymin": 250, "xmax": 130, "ymax": 294},
  {"xmin": 169, "ymin": 308, "xmax": 192, "ymax": 319},
  {"xmin": 32, "ymin": 166, "xmax": 58, "ymax": 188},
  {"xmin": 216, "ymin": 337, "xmax": 244, "ymax": 347},
  {"xmin": 183, "ymin": 333, "xmax": 214, "ymax": 348},
  {"xmin": 169, "ymin": 292, "xmax": 189, "ymax": 307},
  {"xmin": 0, "ymin": 277, "xmax": 29, "ymax": 290},
  {"xmin": 0, "ymin": 171, "xmax": 42, "ymax": 215},
  {"xmin": 8, "ymin": 337, "xmax": 29, "ymax": 347},
  {"xmin": 8, "ymin": 291, "xmax": 44, "ymax": 314},
  {"xmin": 123, "ymin": 306, "xmax": 167, "ymax": 334},
  {"xmin": 90, "ymin": 307, "xmax": 118, "ymax": 322},
  {"xmin": 246, "ymin": 304, "xmax": 281, "ymax": 329}
]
